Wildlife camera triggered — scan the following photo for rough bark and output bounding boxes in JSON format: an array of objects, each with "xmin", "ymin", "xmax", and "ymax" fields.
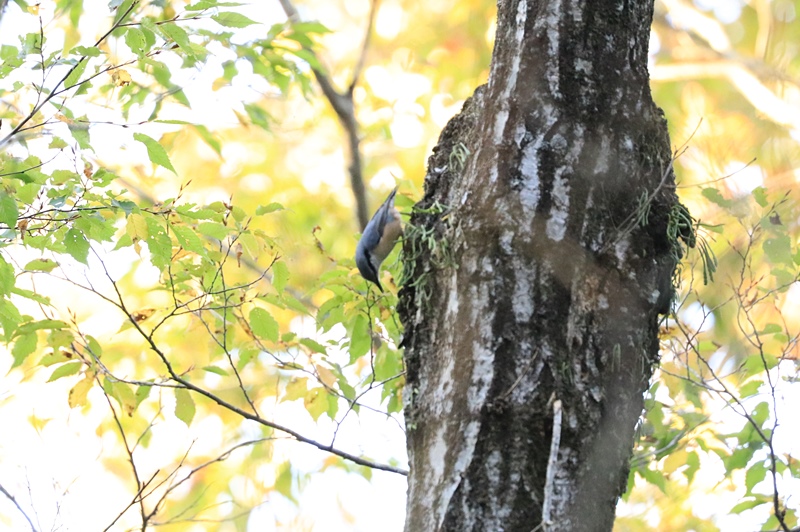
[{"xmin": 399, "ymin": 1, "xmax": 681, "ymax": 531}]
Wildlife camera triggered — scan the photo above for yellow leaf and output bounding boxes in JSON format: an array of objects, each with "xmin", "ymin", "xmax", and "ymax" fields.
[
  {"xmin": 212, "ymin": 77, "xmax": 228, "ymax": 91},
  {"xmin": 126, "ymin": 213, "xmax": 148, "ymax": 241},
  {"xmin": 662, "ymin": 449, "xmax": 689, "ymax": 475},
  {"xmin": 316, "ymin": 365, "xmax": 337, "ymax": 388},
  {"xmin": 111, "ymin": 69, "xmax": 132, "ymax": 87},
  {"xmin": 238, "ymin": 232, "xmax": 261, "ymax": 260},
  {"xmin": 69, "ymin": 373, "xmax": 95, "ymax": 408},
  {"xmin": 27, "ymin": 414, "xmax": 51, "ymax": 433}
]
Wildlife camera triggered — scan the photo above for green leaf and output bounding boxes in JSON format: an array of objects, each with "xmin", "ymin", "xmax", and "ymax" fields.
[
  {"xmin": 238, "ymin": 232, "xmax": 260, "ymax": 259},
  {"xmin": 701, "ymin": 187, "xmax": 732, "ymax": 208},
  {"xmin": 64, "ymin": 57, "xmax": 87, "ymax": 88},
  {"xmin": 299, "ymin": 338, "xmax": 327, "ymax": 355},
  {"xmin": 47, "ymin": 361, "xmax": 82, "ymax": 382},
  {"xmin": 64, "ymin": 227, "xmax": 90, "ymax": 264},
  {"xmin": 386, "ymin": 384, "xmax": 403, "ymax": 413},
  {"xmin": 72, "ymin": 45, "xmax": 101, "ymax": 57},
  {"xmin": 249, "ymin": 307, "xmax": 278, "ymax": 342},
  {"xmin": 49, "ymin": 137, "xmax": 69, "ymax": 149},
  {"xmin": 750, "ymin": 401, "xmax": 770, "ymax": 426},
  {"xmin": 133, "ymin": 133, "xmax": 177, "ymax": 174},
  {"xmin": 202, "ymin": 365, "xmax": 229, "ymax": 376},
  {"xmin": 76, "ymin": 214, "xmax": 115, "ymax": 242},
  {"xmin": 274, "ymin": 462, "xmax": 295, "ymax": 501},
  {"xmin": 191, "ymin": 124, "xmax": 221, "ymax": 155},
  {"xmin": 12, "ymin": 332, "xmax": 37, "ymax": 367},
  {"xmin": 727, "ymin": 446, "xmax": 755, "ymax": 470},
  {"xmin": 283, "ymin": 377, "xmax": 308, "ymax": 401},
  {"xmin": 0, "ymin": 256, "xmax": 15, "ymax": 296},
  {"xmin": 374, "ymin": 346, "xmax": 402, "ymax": 380},
  {"xmin": 637, "ymin": 467, "xmax": 667, "ymax": 494},
  {"xmin": 17, "ymin": 319, "xmax": 68, "ymax": 334},
  {"xmin": 0, "ymin": 44, "xmax": 18, "ymax": 61},
  {"xmin": 145, "ymin": 216, "xmax": 172, "ymax": 269},
  {"xmin": 51, "ymin": 170, "xmax": 76, "ymax": 185},
  {"xmin": 212, "ymin": 12, "xmax": 258, "ymax": 28},
  {"xmin": 349, "ymin": 314, "xmax": 370, "ymax": 363},
  {"xmin": 684, "ymin": 450, "xmax": 700, "ymax": 483},
  {"xmin": 23, "ymin": 259, "xmax": 58, "ymax": 272},
  {"xmin": 303, "ymin": 387, "xmax": 328, "ymax": 421},
  {"xmin": 244, "ymin": 103, "xmax": 271, "ymax": 130},
  {"xmin": 256, "ymin": 202, "xmax": 284, "ymax": 215},
  {"xmin": 0, "ymin": 192, "xmax": 18, "ymax": 228},
  {"xmin": 739, "ymin": 380, "xmax": 762, "ymax": 398},
  {"xmin": 272, "ymin": 260, "xmax": 289, "ymax": 293},
  {"xmin": 0, "ymin": 298, "xmax": 22, "ymax": 340},
  {"xmin": 102, "ymin": 378, "xmax": 136, "ymax": 416},
  {"xmin": 86, "ymin": 335, "xmax": 103, "ymax": 357},
  {"xmin": 47, "ymin": 329, "xmax": 73, "ymax": 351},
  {"xmin": 196, "ymin": 222, "xmax": 230, "ymax": 240},
  {"xmin": 175, "ymin": 388, "xmax": 195, "ymax": 426},
  {"xmin": 186, "ymin": 0, "xmax": 218, "ymax": 10},
  {"xmin": 159, "ymin": 22, "xmax": 196, "ymax": 58},
  {"xmin": 237, "ymin": 347, "xmax": 258, "ymax": 370},
  {"xmin": 752, "ymin": 187, "xmax": 768, "ymax": 207},
  {"xmin": 292, "ymin": 21, "xmax": 332, "ymax": 35},
  {"xmin": 68, "ymin": 122, "xmax": 91, "ymax": 149},
  {"xmin": 135, "ymin": 384, "xmax": 151, "ymax": 407},
  {"xmin": 730, "ymin": 497, "xmax": 765, "ymax": 514},
  {"xmin": 17, "ymin": 183, "xmax": 41, "ymax": 203},
  {"xmin": 11, "ymin": 287, "xmax": 50, "ymax": 305},
  {"xmin": 171, "ymin": 223, "xmax": 205, "ymax": 253},
  {"xmin": 744, "ymin": 460, "xmax": 767, "ymax": 494},
  {"xmin": 760, "ymin": 323, "xmax": 782, "ymax": 334},
  {"xmin": 763, "ymin": 235, "xmax": 793, "ymax": 266},
  {"xmin": 124, "ymin": 27, "xmax": 147, "ymax": 57}
]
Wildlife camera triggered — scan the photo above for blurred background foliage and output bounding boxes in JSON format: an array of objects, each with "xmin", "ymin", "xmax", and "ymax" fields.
[{"xmin": 0, "ymin": 0, "xmax": 797, "ymax": 530}]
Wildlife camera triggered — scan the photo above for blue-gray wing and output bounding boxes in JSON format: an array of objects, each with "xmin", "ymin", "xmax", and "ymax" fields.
[{"xmin": 372, "ymin": 188, "xmax": 397, "ymax": 239}]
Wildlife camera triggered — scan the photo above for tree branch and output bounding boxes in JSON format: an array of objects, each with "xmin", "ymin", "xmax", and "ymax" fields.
[
  {"xmin": 0, "ymin": 1, "xmax": 140, "ymax": 149},
  {"xmin": 88, "ymin": 254, "xmax": 408, "ymax": 476},
  {"xmin": 0, "ymin": 483, "xmax": 38, "ymax": 532},
  {"xmin": 277, "ymin": 0, "xmax": 373, "ymax": 230}
]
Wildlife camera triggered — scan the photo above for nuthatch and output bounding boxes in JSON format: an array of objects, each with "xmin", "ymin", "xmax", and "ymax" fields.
[{"xmin": 356, "ymin": 188, "xmax": 403, "ymax": 291}]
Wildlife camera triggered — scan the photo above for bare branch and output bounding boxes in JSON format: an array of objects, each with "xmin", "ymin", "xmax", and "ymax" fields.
[
  {"xmin": 0, "ymin": 483, "xmax": 38, "ymax": 532},
  {"xmin": 276, "ymin": 0, "xmax": 370, "ymax": 230},
  {"xmin": 86, "ymin": 254, "xmax": 408, "ymax": 476}
]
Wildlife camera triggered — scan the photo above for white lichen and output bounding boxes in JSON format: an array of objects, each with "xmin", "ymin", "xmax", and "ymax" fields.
[
  {"xmin": 545, "ymin": 0, "xmax": 562, "ymax": 94},
  {"xmin": 546, "ymin": 168, "xmax": 570, "ymax": 241},
  {"xmin": 520, "ymin": 143, "xmax": 541, "ymax": 217},
  {"xmin": 493, "ymin": 110, "xmax": 509, "ymax": 144},
  {"xmin": 500, "ymin": 230, "xmax": 514, "ymax": 255},
  {"xmin": 513, "ymin": 263, "xmax": 535, "ymax": 322}
]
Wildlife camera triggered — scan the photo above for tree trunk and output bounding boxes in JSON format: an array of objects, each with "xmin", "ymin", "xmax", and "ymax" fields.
[{"xmin": 399, "ymin": 1, "xmax": 682, "ymax": 531}]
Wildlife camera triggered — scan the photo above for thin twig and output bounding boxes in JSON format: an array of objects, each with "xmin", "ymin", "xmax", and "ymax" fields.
[
  {"xmin": 276, "ymin": 0, "xmax": 371, "ymax": 229},
  {"xmin": 88, "ymin": 256, "xmax": 408, "ymax": 475},
  {"xmin": 0, "ymin": 483, "xmax": 38, "ymax": 532},
  {"xmin": 0, "ymin": 1, "xmax": 140, "ymax": 148},
  {"xmin": 98, "ymin": 374, "xmax": 149, "ymax": 530},
  {"xmin": 348, "ymin": 0, "xmax": 379, "ymax": 93}
]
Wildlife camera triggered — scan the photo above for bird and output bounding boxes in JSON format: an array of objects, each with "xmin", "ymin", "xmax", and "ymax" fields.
[{"xmin": 355, "ymin": 188, "xmax": 403, "ymax": 291}]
